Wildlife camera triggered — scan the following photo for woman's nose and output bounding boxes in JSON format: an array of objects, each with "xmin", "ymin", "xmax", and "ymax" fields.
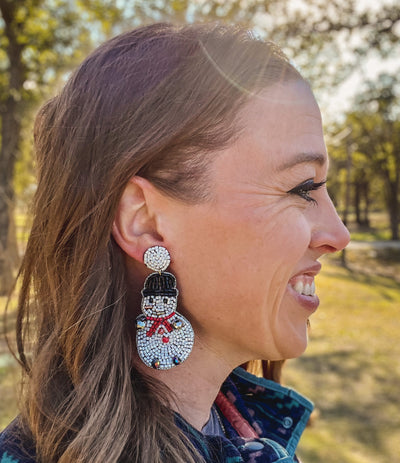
[{"xmin": 310, "ymin": 194, "xmax": 351, "ymax": 254}]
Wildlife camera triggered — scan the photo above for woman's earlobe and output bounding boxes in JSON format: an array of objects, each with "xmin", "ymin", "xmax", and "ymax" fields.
[{"xmin": 112, "ymin": 177, "xmax": 164, "ymax": 262}]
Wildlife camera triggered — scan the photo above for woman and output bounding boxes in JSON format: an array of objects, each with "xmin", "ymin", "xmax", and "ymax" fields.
[{"xmin": 0, "ymin": 23, "xmax": 350, "ymax": 462}]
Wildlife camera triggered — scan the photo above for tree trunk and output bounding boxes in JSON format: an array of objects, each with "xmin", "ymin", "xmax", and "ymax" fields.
[
  {"xmin": 362, "ymin": 181, "xmax": 370, "ymax": 227},
  {"xmin": 354, "ymin": 180, "xmax": 361, "ymax": 225},
  {"xmin": 387, "ymin": 181, "xmax": 399, "ymax": 241},
  {"xmin": 0, "ymin": 0, "xmax": 25, "ymax": 294},
  {"xmin": 8, "ymin": 204, "xmax": 20, "ymax": 268},
  {"xmin": 0, "ymin": 205, "xmax": 14, "ymax": 296},
  {"xmin": 341, "ymin": 142, "xmax": 352, "ymax": 267},
  {"xmin": 0, "ymin": 101, "xmax": 21, "ymax": 295}
]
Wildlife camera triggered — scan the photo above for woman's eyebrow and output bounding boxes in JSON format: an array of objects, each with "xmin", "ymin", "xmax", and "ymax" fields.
[{"xmin": 277, "ymin": 152, "xmax": 327, "ymax": 171}]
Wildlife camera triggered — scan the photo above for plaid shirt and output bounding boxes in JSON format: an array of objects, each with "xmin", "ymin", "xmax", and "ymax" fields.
[{"xmin": 176, "ymin": 367, "xmax": 313, "ymax": 462}]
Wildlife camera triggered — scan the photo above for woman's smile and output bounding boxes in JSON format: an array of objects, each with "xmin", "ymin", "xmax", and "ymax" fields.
[{"xmin": 287, "ymin": 262, "xmax": 322, "ymax": 313}]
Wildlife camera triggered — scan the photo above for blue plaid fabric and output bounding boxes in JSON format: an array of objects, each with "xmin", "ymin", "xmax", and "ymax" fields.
[{"xmin": 176, "ymin": 367, "xmax": 313, "ymax": 462}]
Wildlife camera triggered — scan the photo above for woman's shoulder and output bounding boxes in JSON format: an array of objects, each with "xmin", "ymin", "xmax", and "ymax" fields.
[{"xmin": 0, "ymin": 419, "xmax": 36, "ymax": 463}]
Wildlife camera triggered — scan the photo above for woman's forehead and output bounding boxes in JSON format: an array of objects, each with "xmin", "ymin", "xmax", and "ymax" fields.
[
  {"xmin": 212, "ymin": 81, "xmax": 326, "ymax": 178},
  {"xmin": 238, "ymin": 80, "xmax": 319, "ymax": 124}
]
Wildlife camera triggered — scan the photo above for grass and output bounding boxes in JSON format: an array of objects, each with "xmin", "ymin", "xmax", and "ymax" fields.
[
  {"xmin": 285, "ymin": 257, "xmax": 400, "ymax": 463},
  {"xmin": 349, "ymin": 230, "xmax": 392, "ymax": 241},
  {"xmin": 1, "ymin": 256, "xmax": 400, "ymax": 462},
  {"xmin": 0, "ymin": 295, "xmax": 20, "ymax": 429}
]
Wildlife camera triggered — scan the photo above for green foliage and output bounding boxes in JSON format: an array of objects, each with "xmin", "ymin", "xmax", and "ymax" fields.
[
  {"xmin": 0, "ymin": 1, "xmax": 129, "ymax": 265},
  {"xmin": 0, "ymin": 0, "xmax": 116, "ymax": 106},
  {"xmin": 327, "ymin": 73, "xmax": 400, "ymax": 237},
  {"xmin": 1, "ymin": 0, "xmax": 399, "ymax": 210}
]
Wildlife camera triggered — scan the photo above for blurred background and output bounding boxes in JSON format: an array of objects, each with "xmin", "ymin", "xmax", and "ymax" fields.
[{"xmin": 0, "ymin": 1, "xmax": 399, "ymax": 462}]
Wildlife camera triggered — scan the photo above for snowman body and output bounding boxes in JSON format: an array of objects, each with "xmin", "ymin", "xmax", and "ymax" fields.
[{"xmin": 136, "ymin": 289, "xmax": 194, "ymax": 370}]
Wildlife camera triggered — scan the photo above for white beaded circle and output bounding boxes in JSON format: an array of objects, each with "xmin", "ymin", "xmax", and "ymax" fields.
[{"xmin": 143, "ymin": 246, "xmax": 171, "ymax": 272}]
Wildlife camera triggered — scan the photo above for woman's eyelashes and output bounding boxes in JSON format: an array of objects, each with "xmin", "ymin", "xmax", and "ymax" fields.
[{"xmin": 287, "ymin": 179, "xmax": 327, "ymax": 204}]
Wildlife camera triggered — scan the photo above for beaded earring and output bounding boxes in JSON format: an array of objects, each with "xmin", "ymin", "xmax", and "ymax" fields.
[{"xmin": 136, "ymin": 246, "xmax": 194, "ymax": 369}]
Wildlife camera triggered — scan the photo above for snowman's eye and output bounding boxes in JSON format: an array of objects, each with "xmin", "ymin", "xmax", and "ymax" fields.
[
  {"xmin": 149, "ymin": 297, "xmax": 153, "ymax": 303},
  {"xmin": 163, "ymin": 298, "xmax": 168, "ymax": 304}
]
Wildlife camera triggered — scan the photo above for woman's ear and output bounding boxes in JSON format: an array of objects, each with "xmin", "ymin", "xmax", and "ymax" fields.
[{"xmin": 112, "ymin": 176, "xmax": 164, "ymax": 263}]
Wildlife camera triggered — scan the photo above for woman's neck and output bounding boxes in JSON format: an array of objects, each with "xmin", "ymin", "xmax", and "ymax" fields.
[{"xmin": 135, "ymin": 336, "xmax": 235, "ymax": 430}]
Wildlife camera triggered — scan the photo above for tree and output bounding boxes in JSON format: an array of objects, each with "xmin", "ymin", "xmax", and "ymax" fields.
[
  {"xmin": 0, "ymin": 0, "xmax": 24, "ymax": 293},
  {"xmin": 330, "ymin": 74, "xmax": 400, "ymax": 240},
  {"xmin": 352, "ymin": 75, "xmax": 400, "ymax": 240},
  {"xmin": 1, "ymin": 0, "xmax": 400, "ymax": 293},
  {"xmin": 0, "ymin": 0, "xmax": 124, "ymax": 294}
]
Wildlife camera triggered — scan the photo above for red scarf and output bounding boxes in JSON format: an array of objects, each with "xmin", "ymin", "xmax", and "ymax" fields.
[{"xmin": 146, "ymin": 312, "xmax": 175, "ymax": 337}]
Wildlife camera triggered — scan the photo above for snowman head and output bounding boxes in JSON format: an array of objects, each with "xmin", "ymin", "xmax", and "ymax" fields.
[
  {"xmin": 141, "ymin": 272, "xmax": 179, "ymax": 317},
  {"xmin": 141, "ymin": 294, "xmax": 177, "ymax": 316}
]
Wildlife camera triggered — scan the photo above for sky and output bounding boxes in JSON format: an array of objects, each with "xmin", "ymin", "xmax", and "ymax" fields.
[{"xmin": 286, "ymin": 0, "xmax": 400, "ymax": 120}]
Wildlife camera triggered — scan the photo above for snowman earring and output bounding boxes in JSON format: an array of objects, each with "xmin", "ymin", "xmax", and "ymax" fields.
[{"xmin": 136, "ymin": 246, "xmax": 194, "ymax": 369}]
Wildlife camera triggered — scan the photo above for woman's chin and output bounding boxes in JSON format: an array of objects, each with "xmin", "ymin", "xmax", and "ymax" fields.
[{"xmin": 275, "ymin": 325, "xmax": 309, "ymax": 360}]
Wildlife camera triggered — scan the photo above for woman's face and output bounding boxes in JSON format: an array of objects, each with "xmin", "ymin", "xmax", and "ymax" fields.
[{"xmin": 162, "ymin": 80, "xmax": 350, "ymax": 366}]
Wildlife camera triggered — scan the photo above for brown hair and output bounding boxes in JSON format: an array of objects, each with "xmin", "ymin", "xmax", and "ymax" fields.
[{"xmin": 14, "ymin": 23, "xmax": 303, "ymax": 462}]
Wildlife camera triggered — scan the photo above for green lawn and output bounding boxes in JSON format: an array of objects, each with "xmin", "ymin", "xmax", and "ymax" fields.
[
  {"xmin": 285, "ymin": 258, "xmax": 400, "ymax": 463},
  {"xmin": 1, "ymin": 258, "xmax": 400, "ymax": 462},
  {"xmin": 0, "ymin": 295, "xmax": 20, "ymax": 430}
]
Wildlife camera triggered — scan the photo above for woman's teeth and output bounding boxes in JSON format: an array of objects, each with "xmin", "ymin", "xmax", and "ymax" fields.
[{"xmin": 293, "ymin": 280, "xmax": 316, "ymax": 296}]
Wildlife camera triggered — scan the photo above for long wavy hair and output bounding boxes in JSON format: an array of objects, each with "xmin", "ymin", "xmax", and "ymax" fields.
[{"xmin": 13, "ymin": 23, "xmax": 302, "ymax": 462}]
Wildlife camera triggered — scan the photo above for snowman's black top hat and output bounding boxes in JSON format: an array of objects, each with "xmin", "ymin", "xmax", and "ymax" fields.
[{"xmin": 142, "ymin": 272, "xmax": 178, "ymax": 297}]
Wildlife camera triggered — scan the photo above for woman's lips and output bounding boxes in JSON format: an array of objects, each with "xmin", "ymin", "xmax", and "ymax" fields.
[{"xmin": 287, "ymin": 273, "xmax": 320, "ymax": 312}]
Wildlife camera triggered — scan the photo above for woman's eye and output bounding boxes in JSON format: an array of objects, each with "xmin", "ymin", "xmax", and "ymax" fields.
[{"xmin": 287, "ymin": 179, "xmax": 326, "ymax": 204}]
